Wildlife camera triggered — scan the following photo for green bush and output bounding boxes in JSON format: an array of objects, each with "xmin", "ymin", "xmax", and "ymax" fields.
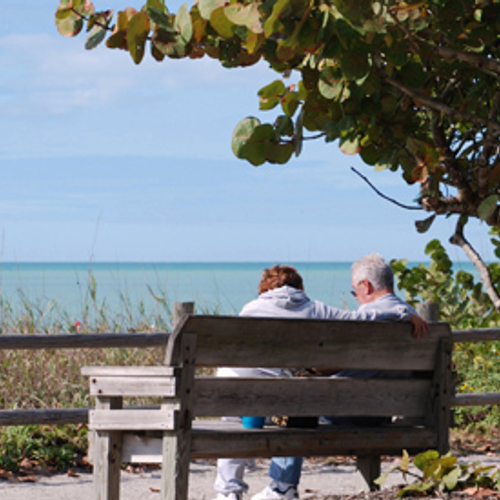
[{"xmin": 391, "ymin": 240, "xmax": 500, "ymax": 429}]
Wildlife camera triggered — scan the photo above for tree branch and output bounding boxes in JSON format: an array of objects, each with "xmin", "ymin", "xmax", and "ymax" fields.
[
  {"xmin": 449, "ymin": 219, "xmax": 500, "ymax": 311},
  {"xmin": 388, "ymin": 8, "xmax": 500, "ymax": 76},
  {"xmin": 350, "ymin": 167, "xmax": 422, "ymax": 210},
  {"xmin": 385, "ymin": 77, "xmax": 500, "ymax": 135}
]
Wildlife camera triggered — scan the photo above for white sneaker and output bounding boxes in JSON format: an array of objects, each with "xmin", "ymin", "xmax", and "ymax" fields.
[
  {"xmin": 250, "ymin": 485, "xmax": 299, "ymax": 499},
  {"xmin": 213, "ymin": 493, "xmax": 243, "ymax": 500}
]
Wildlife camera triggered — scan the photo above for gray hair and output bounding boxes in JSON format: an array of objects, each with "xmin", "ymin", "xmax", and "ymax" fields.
[{"xmin": 351, "ymin": 253, "xmax": 394, "ymax": 291}]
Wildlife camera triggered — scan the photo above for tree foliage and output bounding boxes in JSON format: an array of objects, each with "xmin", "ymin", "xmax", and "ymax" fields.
[{"xmin": 55, "ymin": 0, "xmax": 500, "ymax": 306}]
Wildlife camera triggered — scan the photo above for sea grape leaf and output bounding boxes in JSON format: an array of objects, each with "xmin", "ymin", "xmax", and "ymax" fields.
[
  {"xmin": 175, "ymin": 3, "xmax": 193, "ymax": 43},
  {"xmin": 415, "ymin": 214, "xmax": 436, "ymax": 233},
  {"xmin": 258, "ymin": 80, "xmax": 286, "ymax": 110},
  {"xmin": 479, "ymin": 194, "xmax": 499, "ymax": 221},
  {"xmin": 127, "ymin": 10, "xmax": 150, "ymax": 64}
]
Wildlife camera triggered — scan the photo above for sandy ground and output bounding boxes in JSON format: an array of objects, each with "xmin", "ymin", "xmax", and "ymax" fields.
[{"xmin": 1, "ymin": 454, "xmax": 499, "ymax": 500}]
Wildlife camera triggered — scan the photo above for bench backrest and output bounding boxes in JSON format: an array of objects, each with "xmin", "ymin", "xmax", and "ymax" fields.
[{"xmin": 166, "ymin": 316, "xmax": 452, "ymax": 425}]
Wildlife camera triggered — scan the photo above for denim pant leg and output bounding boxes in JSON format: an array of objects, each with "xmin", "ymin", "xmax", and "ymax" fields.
[
  {"xmin": 269, "ymin": 457, "xmax": 303, "ymax": 487},
  {"xmin": 214, "ymin": 458, "xmax": 249, "ymax": 495}
]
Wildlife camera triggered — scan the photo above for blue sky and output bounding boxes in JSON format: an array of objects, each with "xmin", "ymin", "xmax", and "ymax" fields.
[{"xmin": 0, "ymin": 0, "xmax": 494, "ymax": 264}]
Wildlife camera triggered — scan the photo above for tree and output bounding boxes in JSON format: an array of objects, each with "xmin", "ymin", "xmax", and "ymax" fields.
[{"xmin": 55, "ymin": 0, "xmax": 500, "ymax": 308}]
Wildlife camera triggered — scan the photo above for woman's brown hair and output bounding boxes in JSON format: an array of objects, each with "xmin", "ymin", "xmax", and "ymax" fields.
[{"xmin": 258, "ymin": 265, "xmax": 304, "ymax": 295}]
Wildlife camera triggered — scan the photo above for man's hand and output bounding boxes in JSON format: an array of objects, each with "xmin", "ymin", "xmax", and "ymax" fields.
[{"xmin": 409, "ymin": 313, "xmax": 429, "ymax": 338}]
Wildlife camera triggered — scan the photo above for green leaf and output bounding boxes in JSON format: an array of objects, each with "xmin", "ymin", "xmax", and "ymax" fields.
[
  {"xmin": 224, "ymin": 3, "xmax": 263, "ymax": 33},
  {"xmin": 415, "ymin": 214, "xmax": 436, "ymax": 233},
  {"xmin": 85, "ymin": 12, "xmax": 111, "ymax": 50},
  {"xmin": 339, "ymin": 48, "xmax": 370, "ymax": 80},
  {"xmin": 275, "ymin": 115, "xmax": 294, "ymax": 137},
  {"xmin": 442, "ymin": 466, "xmax": 460, "ymax": 490},
  {"xmin": 318, "ymin": 66, "xmax": 344, "ymax": 100},
  {"xmin": 281, "ymin": 92, "xmax": 300, "ymax": 117},
  {"xmin": 127, "ymin": 11, "xmax": 150, "ymax": 64},
  {"xmin": 175, "ymin": 3, "xmax": 193, "ymax": 43},
  {"xmin": 55, "ymin": 7, "xmax": 85, "ymax": 37},
  {"xmin": 414, "ymin": 450, "xmax": 439, "ymax": 472},
  {"xmin": 210, "ymin": 8, "xmax": 236, "ymax": 38},
  {"xmin": 198, "ymin": 0, "xmax": 225, "ymax": 21},
  {"xmin": 148, "ymin": 7, "xmax": 175, "ymax": 32},
  {"xmin": 232, "ymin": 117, "xmax": 260, "ymax": 158},
  {"xmin": 265, "ymin": 142, "xmax": 295, "ymax": 164},
  {"xmin": 258, "ymin": 80, "xmax": 286, "ymax": 110},
  {"xmin": 478, "ymin": 194, "xmax": 499, "ymax": 221}
]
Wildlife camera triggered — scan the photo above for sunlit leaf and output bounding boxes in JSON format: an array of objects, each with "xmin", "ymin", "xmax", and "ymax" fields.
[
  {"xmin": 414, "ymin": 450, "xmax": 439, "ymax": 472},
  {"xmin": 224, "ymin": 3, "xmax": 263, "ymax": 33},
  {"xmin": 318, "ymin": 66, "xmax": 343, "ymax": 100},
  {"xmin": 175, "ymin": 4, "xmax": 193, "ymax": 43},
  {"xmin": 107, "ymin": 8, "xmax": 137, "ymax": 50},
  {"xmin": 340, "ymin": 136, "xmax": 361, "ymax": 155},
  {"xmin": 55, "ymin": 6, "xmax": 86, "ymax": 37},
  {"xmin": 198, "ymin": 0, "xmax": 225, "ymax": 21},
  {"xmin": 210, "ymin": 7, "xmax": 236, "ymax": 38}
]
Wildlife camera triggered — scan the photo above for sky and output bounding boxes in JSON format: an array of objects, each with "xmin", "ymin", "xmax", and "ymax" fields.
[{"xmin": 0, "ymin": 0, "xmax": 495, "ymax": 264}]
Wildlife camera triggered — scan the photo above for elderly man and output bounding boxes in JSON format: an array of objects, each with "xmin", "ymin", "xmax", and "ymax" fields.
[{"xmin": 249, "ymin": 254, "xmax": 424, "ymax": 500}]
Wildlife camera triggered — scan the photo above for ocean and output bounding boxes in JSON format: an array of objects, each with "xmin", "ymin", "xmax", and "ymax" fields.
[{"xmin": 0, "ymin": 261, "xmax": 479, "ymax": 322}]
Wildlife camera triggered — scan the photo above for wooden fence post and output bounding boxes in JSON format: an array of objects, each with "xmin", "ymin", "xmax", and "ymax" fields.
[
  {"xmin": 416, "ymin": 302, "xmax": 440, "ymax": 322},
  {"xmin": 172, "ymin": 302, "xmax": 195, "ymax": 330}
]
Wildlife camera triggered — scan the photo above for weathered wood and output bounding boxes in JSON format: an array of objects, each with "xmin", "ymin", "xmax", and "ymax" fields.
[
  {"xmin": 432, "ymin": 338, "xmax": 453, "ymax": 455},
  {"xmin": 118, "ymin": 421, "xmax": 438, "ymax": 462},
  {"xmin": 88, "ymin": 375, "xmax": 177, "ymax": 397},
  {"xmin": 0, "ymin": 332, "xmax": 168, "ymax": 350},
  {"xmin": 82, "ymin": 366, "xmax": 176, "ymax": 377},
  {"xmin": 453, "ymin": 393, "xmax": 500, "ymax": 407},
  {"xmin": 357, "ymin": 455, "xmax": 381, "ymax": 491},
  {"xmin": 90, "ymin": 408, "xmax": 176, "ymax": 431},
  {"xmin": 192, "ymin": 377, "xmax": 431, "ymax": 418},
  {"xmin": 174, "ymin": 316, "xmax": 451, "ymax": 370},
  {"xmin": 453, "ymin": 329, "xmax": 500, "ymax": 343},
  {"xmin": 162, "ymin": 333, "xmax": 197, "ymax": 500},
  {"xmin": 93, "ymin": 397, "xmax": 122, "ymax": 500},
  {"xmin": 188, "ymin": 421, "xmax": 438, "ymax": 458},
  {"xmin": 0, "ymin": 408, "xmax": 88, "ymax": 425}
]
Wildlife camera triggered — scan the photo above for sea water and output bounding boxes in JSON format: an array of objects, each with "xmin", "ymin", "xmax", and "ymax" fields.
[{"xmin": 0, "ymin": 261, "xmax": 479, "ymax": 322}]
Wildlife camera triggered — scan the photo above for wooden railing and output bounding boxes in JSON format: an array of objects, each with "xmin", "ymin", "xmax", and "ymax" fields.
[
  {"xmin": 0, "ymin": 324, "xmax": 499, "ymax": 426},
  {"xmin": 0, "ymin": 332, "xmax": 169, "ymax": 426}
]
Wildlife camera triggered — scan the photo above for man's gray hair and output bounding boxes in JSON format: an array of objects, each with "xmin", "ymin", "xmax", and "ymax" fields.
[{"xmin": 351, "ymin": 253, "xmax": 394, "ymax": 291}]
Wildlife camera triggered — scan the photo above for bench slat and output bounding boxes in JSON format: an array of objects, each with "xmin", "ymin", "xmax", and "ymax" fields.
[
  {"xmin": 189, "ymin": 424, "xmax": 438, "ymax": 458},
  {"xmin": 176, "ymin": 316, "xmax": 450, "ymax": 371},
  {"xmin": 89, "ymin": 376, "xmax": 177, "ymax": 397},
  {"xmin": 90, "ymin": 408, "xmax": 176, "ymax": 431},
  {"xmin": 82, "ymin": 366, "xmax": 177, "ymax": 377},
  {"xmin": 119, "ymin": 420, "xmax": 438, "ymax": 463},
  {"xmin": 193, "ymin": 377, "xmax": 430, "ymax": 418}
]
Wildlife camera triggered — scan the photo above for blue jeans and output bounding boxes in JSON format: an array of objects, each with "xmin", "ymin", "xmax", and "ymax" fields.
[{"xmin": 269, "ymin": 456, "xmax": 303, "ymax": 487}]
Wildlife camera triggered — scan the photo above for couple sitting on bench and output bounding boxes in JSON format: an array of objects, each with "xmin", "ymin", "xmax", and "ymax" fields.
[{"xmin": 213, "ymin": 253, "xmax": 428, "ymax": 500}]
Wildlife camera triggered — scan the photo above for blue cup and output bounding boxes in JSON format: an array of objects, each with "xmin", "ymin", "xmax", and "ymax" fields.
[{"xmin": 242, "ymin": 416, "xmax": 265, "ymax": 429}]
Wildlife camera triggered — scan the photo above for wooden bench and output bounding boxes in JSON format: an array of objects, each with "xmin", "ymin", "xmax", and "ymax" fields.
[{"xmin": 83, "ymin": 315, "xmax": 453, "ymax": 500}]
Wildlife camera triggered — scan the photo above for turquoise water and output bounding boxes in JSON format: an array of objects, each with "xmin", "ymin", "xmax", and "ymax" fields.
[{"xmin": 0, "ymin": 261, "xmax": 479, "ymax": 320}]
